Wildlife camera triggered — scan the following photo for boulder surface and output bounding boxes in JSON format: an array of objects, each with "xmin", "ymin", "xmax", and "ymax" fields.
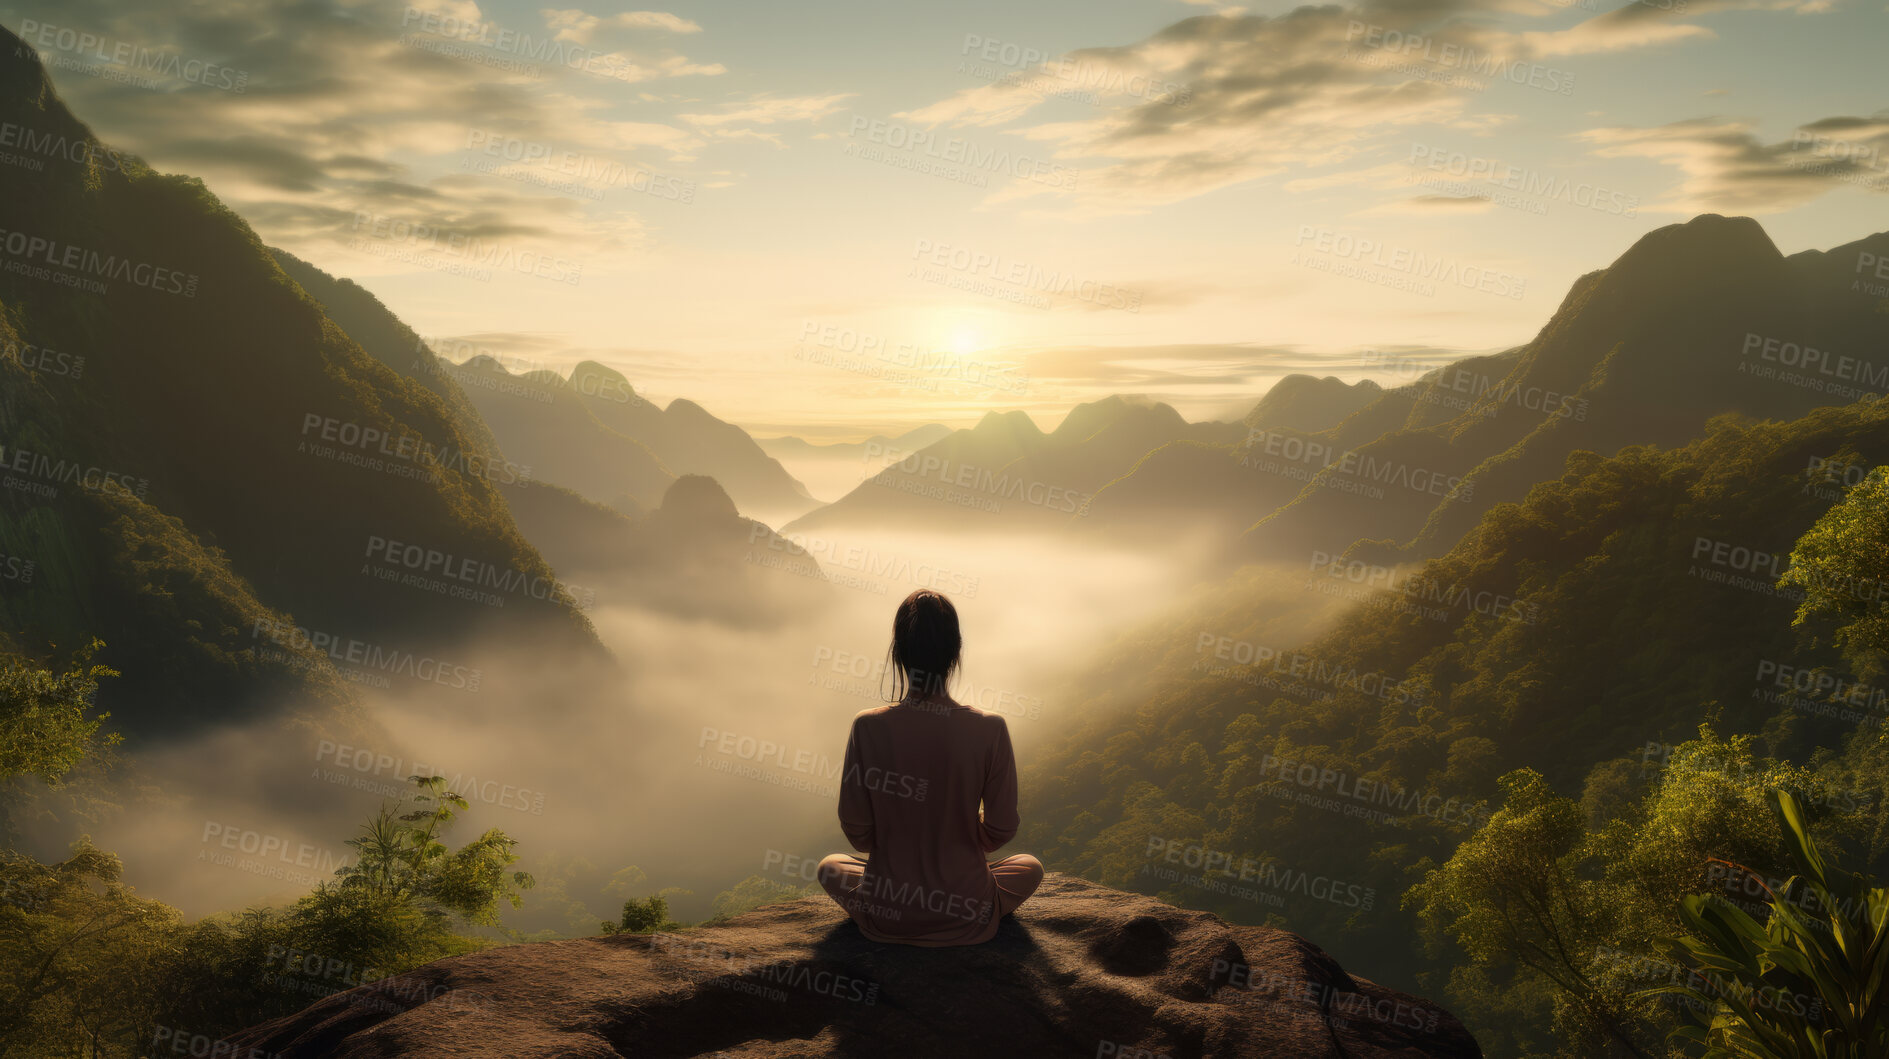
[{"xmin": 230, "ymin": 873, "xmax": 1481, "ymax": 1058}]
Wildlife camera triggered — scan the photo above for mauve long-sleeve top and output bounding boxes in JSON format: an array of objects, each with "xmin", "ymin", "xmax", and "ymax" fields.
[{"xmin": 836, "ymin": 699, "xmax": 1019, "ymax": 946}]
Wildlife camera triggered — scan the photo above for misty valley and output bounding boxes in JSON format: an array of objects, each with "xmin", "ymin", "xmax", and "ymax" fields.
[{"xmin": 4, "ymin": 3, "xmax": 1889, "ymax": 1058}]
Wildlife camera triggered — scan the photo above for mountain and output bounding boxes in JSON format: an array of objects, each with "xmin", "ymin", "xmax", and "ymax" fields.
[
  {"xmin": 261, "ymin": 262, "xmax": 816, "ymax": 522},
  {"xmin": 758, "ymin": 424, "xmax": 952, "ymax": 463},
  {"xmin": 1015, "ymin": 383, "xmax": 1889, "ymax": 1012},
  {"xmin": 498, "ymin": 473, "xmax": 829, "ymax": 623},
  {"xmin": 758, "ymin": 424, "xmax": 953, "ymax": 505},
  {"xmin": 449, "ymin": 356, "xmax": 676, "ymax": 513},
  {"xmin": 567, "ymin": 361, "xmax": 817, "ymax": 523},
  {"xmin": 267, "ymin": 247, "xmax": 504, "ymax": 461},
  {"xmin": 265, "ymin": 253, "xmax": 823, "ymax": 603},
  {"xmin": 784, "ymin": 399, "xmax": 1242, "ymax": 534},
  {"xmin": 1074, "ymin": 372, "xmax": 1388, "ymax": 537},
  {"xmin": 1075, "ymin": 441, "xmax": 1289, "ymax": 541},
  {"xmin": 1244, "ymin": 374, "xmax": 1384, "ymax": 433},
  {"xmin": 0, "ymin": 25, "xmax": 600, "ymax": 737},
  {"xmin": 1249, "ymin": 215, "xmax": 1889, "ymax": 562},
  {"xmin": 1079, "ymin": 216, "xmax": 1889, "ymax": 561},
  {"xmin": 227, "ymin": 873, "xmax": 1480, "ymax": 1058}
]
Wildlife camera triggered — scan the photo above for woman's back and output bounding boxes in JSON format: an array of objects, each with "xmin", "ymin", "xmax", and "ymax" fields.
[
  {"xmin": 817, "ymin": 589, "xmax": 1043, "ymax": 946},
  {"xmin": 842, "ymin": 702, "xmax": 1020, "ymax": 932},
  {"xmin": 836, "ymin": 699, "xmax": 1018, "ymax": 944}
]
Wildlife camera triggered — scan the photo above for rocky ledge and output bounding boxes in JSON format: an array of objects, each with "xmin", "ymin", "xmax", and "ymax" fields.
[{"xmin": 230, "ymin": 873, "xmax": 1480, "ymax": 1058}]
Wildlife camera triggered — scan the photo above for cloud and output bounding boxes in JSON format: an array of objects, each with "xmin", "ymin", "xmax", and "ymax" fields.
[
  {"xmin": 4, "ymin": 0, "xmax": 751, "ymax": 268},
  {"xmin": 898, "ymin": 10, "xmax": 1556, "ymax": 213},
  {"xmin": 1518, "ymin": 17, "xmax": 1714, "ymax": 56},
  {"xmin": 1360, "ymin": 193, "xmax": 1496, "ymax": 214},
  {"xmin": 1577, "ymin": 115, "xmax": 1889, "ymax": 213},
  {"xmin": 532, "ymin": 7, "xmax": 722, "ymax": 81},
  {"xmin": 1522, "ymin": 0, "xmax": 1835, "ymax": 54},
  {"xmin": 676, "ymin": 92, "xmax": 857, "ymax": 144},
  {"xmin": 899, "ymin": 0, "xmax": 1823, "ymax": 215},
  {"xmin": 1018, "ymin": 342, "xmax": 1340, "ymax": 389},
  {"xmin": 680, "ymin": 93, "xmax": 858, "ymax": 128},
  {"xmin": 541, "ymin": 8, "xmax": 704, "ymax": 43}
]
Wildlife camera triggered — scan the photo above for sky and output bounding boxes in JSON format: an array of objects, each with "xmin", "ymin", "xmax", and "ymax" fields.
[{"xmin": 5, "ymin": 0, "xmax": 1885, "ymax": 439}]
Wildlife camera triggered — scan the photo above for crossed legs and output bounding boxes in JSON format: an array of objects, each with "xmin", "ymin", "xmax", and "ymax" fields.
[
  {"xmin": 817, "ymin": 853, "xmax": 1045, "ymax": 924},
  {"xmin": 816, "ymin": 853, "xmax": 869, "ymax": 916},
  {"xmin": 990, "ymin": 853, "xmax": 1044, "ymax": 917}
]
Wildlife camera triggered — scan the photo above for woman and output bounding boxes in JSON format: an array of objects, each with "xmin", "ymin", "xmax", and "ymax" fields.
[{"xmin": 817, "ymin": 590, "xmax": 1044, "ymax": 945}]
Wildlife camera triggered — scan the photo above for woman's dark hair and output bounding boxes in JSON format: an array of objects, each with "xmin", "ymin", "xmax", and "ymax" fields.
[{"xmin": 882, "ymin": 590, "xmax": 961, "ymax": 701}]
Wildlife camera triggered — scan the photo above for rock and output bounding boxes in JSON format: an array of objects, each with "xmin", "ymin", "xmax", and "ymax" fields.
[{"xmin": 228, "ymin": 873, "xmax": 1481, "ymax": 1058}]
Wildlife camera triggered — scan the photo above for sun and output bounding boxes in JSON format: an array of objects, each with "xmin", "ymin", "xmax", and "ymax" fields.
[{"xmin": 946, "ymin": 325, "xmax": 984, "ymax": 357}]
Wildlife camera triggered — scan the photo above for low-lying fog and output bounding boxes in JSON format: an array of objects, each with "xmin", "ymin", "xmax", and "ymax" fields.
[{"xmin": 25, "ymin": 518, "xmax": 1363, "ymax": 934}]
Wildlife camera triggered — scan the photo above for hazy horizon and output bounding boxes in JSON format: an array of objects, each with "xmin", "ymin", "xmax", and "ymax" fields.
[
  {"xmin": 7, "ymin": 2, "xmax": 1889, "ymax": 1054},
  {"xmin": 7, "ymin": 0, "xmax": 1882, "ymax": 438}
]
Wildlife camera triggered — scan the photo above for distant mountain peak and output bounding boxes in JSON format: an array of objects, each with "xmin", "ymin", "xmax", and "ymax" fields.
[
  {"xmin": 1266, "ymin": 374, "xmax": 1380, "ymax": 396},
  {"xmin": 973, "ymin": 409, "xmax": 1043, "ymax": 436},
  {"xmin": 1053, "ymin": 394, "xmax": 1186, "ymax": 440},
  {"xmin": 1608, "ymin": 213, "xmax": 1783, "ymax": 281},
  {"xmin": 658, "ymin": 473, "xmax": 739, "ymax": 521},
  {"xmin": 1244, "ymin": 375, "xmax": 1383, "ymax": 433},
  {"xmin": 572, "ymin": 359, "xmax": 635, "ymax": 393}
]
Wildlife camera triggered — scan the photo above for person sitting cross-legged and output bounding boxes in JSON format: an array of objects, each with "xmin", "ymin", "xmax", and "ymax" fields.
[{"xmin": 816, "ymin": 589, "xmax": 1044, "ymax": 946}]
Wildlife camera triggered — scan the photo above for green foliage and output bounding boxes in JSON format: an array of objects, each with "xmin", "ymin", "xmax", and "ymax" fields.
[
  {"xmin": 1406, "ymin": 768, "xmax": 1659, "ymax": 1058},
  {"xmin": 0, "ymin": 640, "xmax": 117, "ymax": 786},
  {"xmin": 0, "ymin": 62, "xmax": 599, "ymax": 746},
  {"xmin": 0, "ymin": 693, "xmax": 532, "ymax": 1056},
  {"xmin": 1647, "ymin": 789, "xmax": 1889, "ymax": 1058},
  {"xmin": 1782, "ymin": 465, "xmax": 1889, "ymax": 669},
  {"xmin": 705, "ymin": 874, "xmax": 814, "ymax": 922},
  {"xmin": 1409, "ymin": 726, "xmax": 1885, "ymax": 1057},
  {"xmin": 1023, "ymin": 399, "xmax": 1889, "ymax": 1025},
  {"xmin": 147, "ymin": 882, "xmax": 483, "ymax": 1048},
  {"xmin": 334, "ymin": 775, "xmax": 534, "ymax": 927},
  {"xmin": 0, "ymin": 838, "xmax": 179, "ymax": 1056},
  {"xmin": 601, "ymin": 893, "xmax": 684, "ymax": 935}
]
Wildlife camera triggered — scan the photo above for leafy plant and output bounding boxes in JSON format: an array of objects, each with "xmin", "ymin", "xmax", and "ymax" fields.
[
  {"xmin": 1781, "ymin": 465, "xmax": 1889, "ymax": 666},
  {"xmin": 333, "ymin": 775, "xmax": 535, "ymax": 926},
  {"xmin": 0, "ymin": 639, "xmax": 118, "ymax": 785},
  {"xmin": 1645, "ymin": 789, "xmax": 1889, "ymax": 1057},
  {"xmin": 601, "ymin": 894, "xmax": 683, "ymax": 935}
]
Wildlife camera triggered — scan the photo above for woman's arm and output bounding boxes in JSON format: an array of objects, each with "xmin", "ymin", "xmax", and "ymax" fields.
[
  {"xmin": 977, "ymin": 716, "xmax": 1019, "ymax": 852},
  {"xmin": 837, "ymin": 717, "xmax": 875, "ymax": 852}
]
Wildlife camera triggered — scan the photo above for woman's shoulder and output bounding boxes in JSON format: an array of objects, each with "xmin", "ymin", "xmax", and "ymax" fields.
[
  {"xmin": 871, "ymin": 697, "xmax": 1004, "ymax": 726},
  {"xmin": 949, "ymin": 701, "xmax": 1010, "ymax": 731}
]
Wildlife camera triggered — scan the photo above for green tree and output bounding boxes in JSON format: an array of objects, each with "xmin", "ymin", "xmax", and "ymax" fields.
[
  {"xmin": 1407, "ymin": 768, "xmax": 1661, "ymax": 1059},
  {"xmin": 601, "ymin": 894, "xmax": 683, "ymax": 935},
  {"xmin": 0, "ymin": 641, "xmax": 118, "ymax": 785},
  {"xmin": 0, "ymin": 651, "xmax": 550, "ymax": 1055},
  {"xmin": 333, "ymin": 774, "xmax": 534, "ymax": 926},
  {"xmin": 1781, "ymin": 465, "xmax": 1889, "ymax": 665},
  {"xmin": 0, "ymin": 838, "xmax": 179, "ymax": 1055},
  {"xmin": 1409, "ymin": 728, "xmax": 1871, "ymax": 1058}
]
